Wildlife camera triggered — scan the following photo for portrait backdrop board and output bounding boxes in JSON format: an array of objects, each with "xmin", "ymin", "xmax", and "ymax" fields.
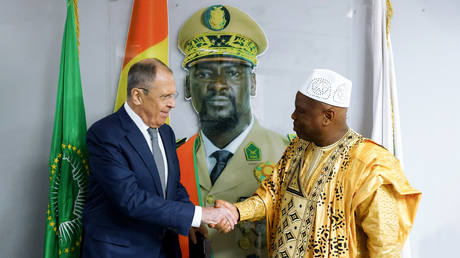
[
  {"xmin": 107, "ymin": 0, "xmax": 352, "ymax": 139},
  {"xmin": 168, "ymin": 0, "xmax": 352, "ymax": 138}
]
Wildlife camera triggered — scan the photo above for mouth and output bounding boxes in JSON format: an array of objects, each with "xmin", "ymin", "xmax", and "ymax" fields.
[
  {"xmin": 160, "ymin": 111, "xmax": 169, "ymax": 118},
  {"xmin": 206, "ymin": 96, "xmax": 231, "ymax": 106}
]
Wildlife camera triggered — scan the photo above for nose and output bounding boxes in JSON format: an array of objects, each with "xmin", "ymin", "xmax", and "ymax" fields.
[
  {"xmin": 291, "ymin": 110, "xmax": 296, "ymax": 120},
  {"xmin": 167, "ymin": 96, "xmax": 176, "ymax": 109},
  {"xmin": 210, "ymin": 73, "xmax": 228, "ymax": 92}
]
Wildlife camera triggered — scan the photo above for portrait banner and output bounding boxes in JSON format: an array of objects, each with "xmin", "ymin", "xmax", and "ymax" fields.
[{"xmin": 168, "ymin": 2, "xmax": 352, "ymax": 257}]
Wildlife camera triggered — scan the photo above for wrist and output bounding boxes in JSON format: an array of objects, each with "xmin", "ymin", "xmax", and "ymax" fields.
[
  {"xmin": 234, "ymin": 202, "xmax": 250, "ymax": 221},
  {"xmin": 236, "ymin": 207, "xmax": 241, "ymax": 222}
]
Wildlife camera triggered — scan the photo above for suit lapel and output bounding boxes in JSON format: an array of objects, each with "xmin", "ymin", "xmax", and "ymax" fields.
[
  {"xmin": 196, "ymin": 135, "xmax": 212, "ymax": 192},
  {"xmin": 118, "ymin": 107, "xmax": 164, "ymax": 197}
]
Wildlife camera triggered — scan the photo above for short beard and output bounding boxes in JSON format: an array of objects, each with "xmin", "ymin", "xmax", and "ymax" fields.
[{"xmin": 198, "ymin": 97, "xmax": 239, "ymax": 133}]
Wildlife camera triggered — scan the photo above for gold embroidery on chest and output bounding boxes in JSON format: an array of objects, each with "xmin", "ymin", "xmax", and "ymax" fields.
[{"xmin": 271, "ymin": 131, "xmax": 362, "ymax": 257}]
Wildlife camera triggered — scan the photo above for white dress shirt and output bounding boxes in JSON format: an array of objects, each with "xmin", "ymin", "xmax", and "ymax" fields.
[{"xmin": 124, "ymin": 103, "xmax": 202, "ymax": 227}]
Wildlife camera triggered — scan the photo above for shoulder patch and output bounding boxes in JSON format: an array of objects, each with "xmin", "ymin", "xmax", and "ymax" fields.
[{"xmin": 254, "ymin": 161, "xmax": 275, "ymax": 182}]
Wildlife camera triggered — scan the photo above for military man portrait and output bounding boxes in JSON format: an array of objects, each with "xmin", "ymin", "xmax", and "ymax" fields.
[{"xmin": 176, "ymin": 4, "xmax": 289, "ymax": 258}]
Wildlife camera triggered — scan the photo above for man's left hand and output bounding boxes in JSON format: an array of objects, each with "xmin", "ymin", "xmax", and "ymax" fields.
[{"xmin": 190, "ymin": 224, "xmax": 208, "ymax": 244}]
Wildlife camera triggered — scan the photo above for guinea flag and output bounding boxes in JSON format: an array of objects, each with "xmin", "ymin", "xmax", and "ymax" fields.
[{"xmin": 113, "ymin": 0, "xmax": 169, "ymax": 113}]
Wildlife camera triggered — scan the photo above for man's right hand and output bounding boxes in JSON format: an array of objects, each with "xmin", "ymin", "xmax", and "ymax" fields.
[
  {"xmin": 201, "ymin": 206, "xmax": 237, "ymax": 232},
  {"xmin": 214, "ymin": 199, "xmax": 238, "ymax": 220},
  {"xmin": 209, "ymin": 200, "xmax": 239, "ymax": 233}
]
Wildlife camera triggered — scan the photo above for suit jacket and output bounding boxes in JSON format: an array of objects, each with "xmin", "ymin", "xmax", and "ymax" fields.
[
  {"xmin": 82, "ymin": 106, "xmax": 195, "ymax": 258},
  {"xmin": 178, "ymin": 119, "xmax": 289, "ymax": 258}
]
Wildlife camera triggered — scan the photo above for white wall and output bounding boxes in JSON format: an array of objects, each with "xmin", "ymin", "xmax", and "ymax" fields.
[
  {"xmin": 0, "ymin": 0, "xmax": 457, "ymax": 257},
  {"xmin": 391, "ymin": 0, "xmax": 460, "ymax": 257},
  {"xmin": 0, "ymin": 1, "xmax": 64, "ymax": 257}
]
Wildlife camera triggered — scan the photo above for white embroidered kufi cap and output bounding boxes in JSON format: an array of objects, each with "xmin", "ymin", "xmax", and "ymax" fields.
[{"xmin": 299, "ymin": 69, "xmax": 352, "ymax": 108}]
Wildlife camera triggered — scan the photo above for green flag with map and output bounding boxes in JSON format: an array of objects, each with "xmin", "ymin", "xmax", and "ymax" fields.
[{"xmin": 43, "ymin": 0, "xmax": 89, "ymax": 257}]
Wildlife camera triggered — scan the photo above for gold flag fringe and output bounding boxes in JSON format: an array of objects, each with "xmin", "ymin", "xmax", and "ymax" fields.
[
  {"xmin": 386, "ymin": 0, "xmax": 396, "ymax": 153},
  {"xmin": 386, "ymin": 0, "xmax": 394, "ymax": 41},
  {"xmin": 73, "ymin": 0, "xmax": 80, "ymax": 54}
]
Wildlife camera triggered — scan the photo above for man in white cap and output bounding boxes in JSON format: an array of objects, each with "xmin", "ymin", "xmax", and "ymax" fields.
[{"xmin": 214, "ymin": 69, "xmax": 421, "ymax": 257}]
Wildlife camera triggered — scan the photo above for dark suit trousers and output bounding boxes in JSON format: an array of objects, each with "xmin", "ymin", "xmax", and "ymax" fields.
[{"xmin": 159, "ymin": 230, "xmax": 181, "ymax": 258}]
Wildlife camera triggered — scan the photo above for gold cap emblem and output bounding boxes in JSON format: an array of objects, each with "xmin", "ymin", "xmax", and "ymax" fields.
[{"xmin": 203, "ymin": 5, "xmax": 230, "ymax": 31}]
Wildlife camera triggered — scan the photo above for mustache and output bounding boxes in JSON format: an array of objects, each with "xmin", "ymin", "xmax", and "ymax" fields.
[
  {"xmin": 200, "ymin": 95, "xmax": 236, "ymax": 116},
  {"xmin": 204, "ymin": 91, "xmax": 234, "ymax": 101},
  {"xmin": 200, "ymin": 92, "xmax": 236, "ymax": 115}
]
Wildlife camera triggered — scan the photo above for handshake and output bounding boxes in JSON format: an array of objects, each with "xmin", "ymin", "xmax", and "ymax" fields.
[{"xmin": 201, "ymin": 200, "xmax": 239, "ymax": 233}]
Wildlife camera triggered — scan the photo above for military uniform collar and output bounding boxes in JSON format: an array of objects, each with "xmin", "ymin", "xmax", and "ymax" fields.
[{"xmin": 200, "ymin": 115, "xmax": 254, "ymax": 158}]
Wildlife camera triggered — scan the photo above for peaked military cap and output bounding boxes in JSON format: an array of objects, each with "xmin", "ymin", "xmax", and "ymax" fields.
[{"xmin": 178, "ymin": 4, "xmax": 268, "ymax": 68}]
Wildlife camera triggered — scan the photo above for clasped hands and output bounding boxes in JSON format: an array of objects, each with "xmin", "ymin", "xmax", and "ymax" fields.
[
  {"xmin": 201, "ymin": 200, "xmax": 238, "ymax": 233},
  {"xmin": 191, "ymin": 200, "xmax": 238, "ymax": 244}
]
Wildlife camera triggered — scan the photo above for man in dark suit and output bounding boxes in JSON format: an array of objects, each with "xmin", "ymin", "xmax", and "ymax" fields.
[{"xmin": 82, "ymin": 58, "xmax": 236, "ymax": 258}]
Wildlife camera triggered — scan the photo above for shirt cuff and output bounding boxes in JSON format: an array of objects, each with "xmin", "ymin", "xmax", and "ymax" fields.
[
  {"xmin": 191, "ymin": 206, "xmax": 202, "ymax": 228},
  {"xmin": 234, "ymin": 196, "xmax": 266, "ymax": 222}
]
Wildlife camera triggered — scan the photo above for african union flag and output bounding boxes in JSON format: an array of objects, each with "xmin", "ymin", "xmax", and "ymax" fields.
[{"xmin": 43, "ymin": 0, "xmax": 89, "ymax": 257}]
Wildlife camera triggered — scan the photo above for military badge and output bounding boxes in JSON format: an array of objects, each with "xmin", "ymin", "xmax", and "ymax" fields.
[
  {"xmin": 244, "ymin": 142, "xmax": 261, "ymax": 161},
  {"xmin": 238, "ymin": 236, "xmax": 251, "ymax": 250},
  {"xmin": 254, "ymin": 161, "xmax": 275, "ymax": 182},
  {"xmin": 202, "ymin": 5, "xmax": 230, "ymax": 31}
]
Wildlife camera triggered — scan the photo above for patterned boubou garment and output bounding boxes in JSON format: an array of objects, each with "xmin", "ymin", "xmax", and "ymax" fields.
[{"xmin": 235, "ymin": 129, "xmax": 421, "ymax": 258}]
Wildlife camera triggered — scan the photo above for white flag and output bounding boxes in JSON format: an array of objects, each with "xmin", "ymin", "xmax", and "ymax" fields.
[{"xmin": 370, "ymin": 0, "xmax": 410, "ymax": 257}]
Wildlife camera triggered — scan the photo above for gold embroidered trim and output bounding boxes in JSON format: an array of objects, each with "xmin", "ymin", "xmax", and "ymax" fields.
[
  {"xmin": 235, "ymin": 196, "xmax": 266, "ymax": 222},
  {"xmin": 182, "ymin": 32, "xmax": 258, "ymax": 68},
  {"xmin": 271, "ymin": 130, "xmax": 363, "ymax": 257}
]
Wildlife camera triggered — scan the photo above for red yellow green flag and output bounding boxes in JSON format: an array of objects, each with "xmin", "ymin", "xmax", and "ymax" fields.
[
  {"xmin": 43, "ymin": 0, "xmax": 89, "ymax": 257},
  {"xmin": 113, "ymin": 0, "xmax": 169, "ymax": 112}
]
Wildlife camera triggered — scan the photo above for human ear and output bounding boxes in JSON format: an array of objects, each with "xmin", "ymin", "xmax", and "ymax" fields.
[
  {"xmin": 323, "ymin": 108, "xmax": 335, "ymax": 125},
  {"xmin": 185, "ymin": 73, "xmax": 191, "ymax": 100},
  {"xmin": 131, "ymin": 88, "xmax": 143, "ymax": 105},
  {"xmin": 250, "ymin": 73, "xmax": 256, "ymax": 96}
]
